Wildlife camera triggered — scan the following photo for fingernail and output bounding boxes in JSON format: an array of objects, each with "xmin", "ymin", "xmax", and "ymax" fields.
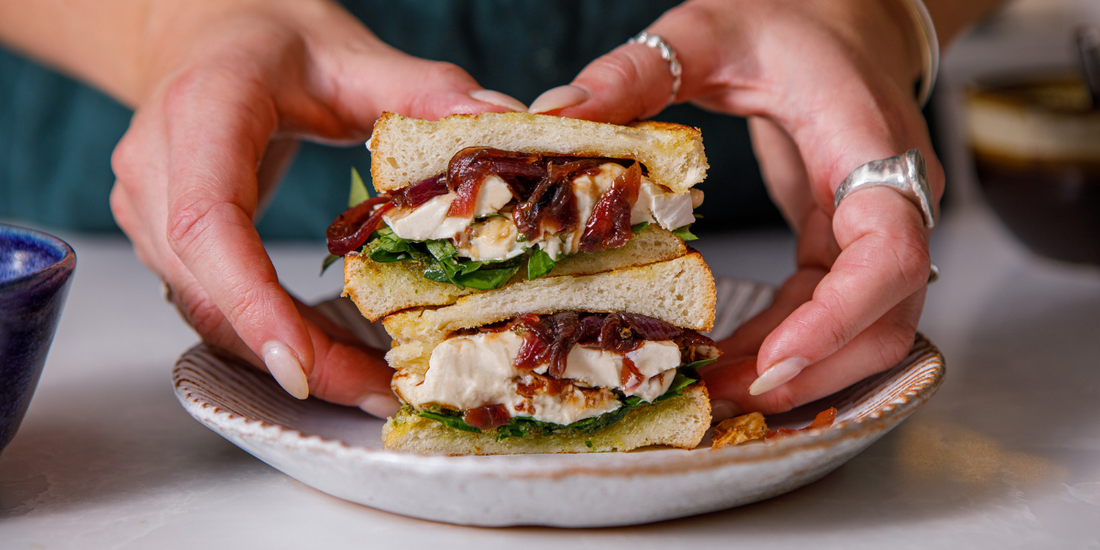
[
  {"xmin": 710, "ymin": 400, "xmax": 744, "ymax": 422},
  {"xmin": 262, "ymin": 341, "xmax": 309, "ymax": 400},
  {"xmin": 529, "ymin": 85, "xmax": 589, "ymax": 114},
  {"xmin": 358, "ymin": 392, "xmax": 401, "ymax": 418},
  {"xmin": 749, "ymin": 357, "xmax": 809, "ymax": 396},
  {"xmin": 469, "ymin": 89, "xmax": 528, "ymax": 112}
]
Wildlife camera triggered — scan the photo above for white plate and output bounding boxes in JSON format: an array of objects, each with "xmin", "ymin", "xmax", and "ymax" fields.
[{"xmin": 172, "ymin": 278, "xmax": 944, "ymax": 527}]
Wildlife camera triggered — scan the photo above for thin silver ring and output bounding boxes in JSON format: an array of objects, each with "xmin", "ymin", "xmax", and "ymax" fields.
[
  {"xmin": 834, "ymin": 149, "xmax": 935, "ymax": 229},
  {"xmin": 628, "ymin": 31, "xmax": 682, "ymax": 106},
  {"xmin": 927, "ymin": 263, "xmax": 940, "ymax": 284}
]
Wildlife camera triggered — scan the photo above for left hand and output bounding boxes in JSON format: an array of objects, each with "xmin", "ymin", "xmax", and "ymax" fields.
[{"xmin": 529, "ymin": 0, "xmax": 942, "ymax": 415}]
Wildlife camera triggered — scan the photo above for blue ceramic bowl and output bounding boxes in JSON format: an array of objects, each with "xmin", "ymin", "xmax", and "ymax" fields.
[{"xmin": 0, "ymin": 224, "xmax": 76, "ymax": 455}]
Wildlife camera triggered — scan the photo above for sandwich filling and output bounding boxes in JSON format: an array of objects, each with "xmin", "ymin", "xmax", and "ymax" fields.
[
  {"xmin": 393, "ymin": 311, "xmax": 719, "ymax": 433},
  {"xmin": 327, "ymin": 148, "xmax": 703, "ymax": 289}
]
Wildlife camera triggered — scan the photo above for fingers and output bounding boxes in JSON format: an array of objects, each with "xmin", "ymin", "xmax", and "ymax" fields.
[
  {"xmin": 747, "ymin": 117, "xmax": 814, "ymax": 232},
  {"xmin": 751, "ymin": 186, "xmax": 931, "ymax": 393},
  {"xmin": 529, "ymin": 4, "xmax": 736, "ymax": 122},
  {"xmin": 718, "ymin": 267, "xmax": 824, "ymax": 359},
  {"xmin": 528, "ymin": 44, "xmax": 672, "ymax": 122},
  {"xmin": 314, "ymin": 42, "xmax": 527, "ymax": 128},
  {"xmin": 705, "ymin": 289, "xmax": 925, "ymax": 414},
  {"xmin": 155, "ymin": 64, "xmax": 321, "ymax": 400}
]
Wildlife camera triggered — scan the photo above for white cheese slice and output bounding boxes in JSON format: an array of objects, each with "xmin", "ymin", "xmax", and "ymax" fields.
[
  {"xmin": 632, "ymin": 181, "xmax": 696, "ymax": 231},
  {"xmin": 382, "ymin": 194, "xmax": 467, "ymax": 241},
  {"xmin": 407, "ymin": 330, "xmax": 684, "ymax": 426},
  {"xmin": 472, "ymin": 175, "xmax": 513, "ymax": 217},
  {"xmin": 384, "ymin": 175, "xmax": 514, "ymax": 243},
  {"xmin": 558, "ymin": 340, "xmax": 682, "ymax": 401}
]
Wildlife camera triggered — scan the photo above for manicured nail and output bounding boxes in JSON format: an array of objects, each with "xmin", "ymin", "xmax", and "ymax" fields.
[
  {"xmin": 262, "ymin": 341, "xmax": 309, "ymax": 400},
  {"xmin": 749, "ymin": 357, "xmax": 809, "ymax": 396},
  {"xmin": 358, "ymin": 392, "xmax": 401, "ymax": 418},
  {"xmin": 710, "ymin": 400, "xmax": 744, "ymax": 422},
  {"xmin": 469, "ymin": 89, "xmax": 528, "ymax": 112},
  {"xmin": 528, "ymin": 85, "xmax": 590, "ymax": 114}
]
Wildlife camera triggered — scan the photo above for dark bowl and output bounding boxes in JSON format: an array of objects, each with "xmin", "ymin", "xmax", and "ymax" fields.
[
  {"xmin": 0, "ymin": 224, "xmax": 76, "ymax": 455},
  {"xmin": 965, "ymin": 73, "xmax": 1100, "ymax": 265}
]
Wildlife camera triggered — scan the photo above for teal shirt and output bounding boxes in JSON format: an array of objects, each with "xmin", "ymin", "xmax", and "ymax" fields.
[{"xmin": 0, "ymin": 0, "xmax": 779, "ymax": 239}]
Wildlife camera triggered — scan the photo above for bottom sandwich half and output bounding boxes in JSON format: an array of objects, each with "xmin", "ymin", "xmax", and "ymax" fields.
[{"xmin": 360, "ymin": 253, "xmax": 718, "ymax": 456}]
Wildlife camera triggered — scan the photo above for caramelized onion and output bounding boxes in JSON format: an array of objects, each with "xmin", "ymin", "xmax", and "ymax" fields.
[
  {"xmin": 620, "ymin": 356, "xmax": 645, "ymax": 392},
  {"xmin": 390, "ymin": 174, "xmax": 449, "ymax": 209},
  {"xmin": 765, "ymin": 407, "xmax": 837, "ymax": 439},
  {"xmin": 464, "ymin": 404, "xmax": 511, "ymax": 430},
  {"xmin": 447, "ymin": 148, "xmax": 539, "ymax": 217},
  {"xmin": 513, "ymin": 159, "xmax": 604, "ymax": 240},
  {"xmin": 579, "ymin": 162, "xmax": 642, "ymax": 252},
  {"xmin": 326, "ymin": 196, "xmax": 394, "ymax": 256},
  {"xmin": 325, "ymin": 147, "xmax": 648, "ymax": 258},
  {"xmin": 504, "ymin": 311, "xmax": 716, "ymax": 378}
]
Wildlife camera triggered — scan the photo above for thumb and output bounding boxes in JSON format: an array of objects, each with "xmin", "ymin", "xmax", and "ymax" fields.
[
  {"xmin": 336, "ymin": 49, "xmax": 527, "ymax": 123},
  {"xmin": 529, "ymin": 38, "xmax": 677, "ymax": 124},
  {"xmin": 528, "ymin": 8, "xmax": 735, "ymax": 123}
]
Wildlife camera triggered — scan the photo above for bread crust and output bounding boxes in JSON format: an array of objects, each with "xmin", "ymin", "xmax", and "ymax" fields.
[
  {"xmin": 367, "ymin": 112, "xmax": 708, "ymax": 195},
  {"xmin": 382, "ymin": 383, "xmax": 711, "ymax": 455}
]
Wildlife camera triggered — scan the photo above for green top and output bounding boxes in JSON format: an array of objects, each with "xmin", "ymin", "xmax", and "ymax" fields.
[{"xmin": 0, "ymin": 0, "xmax": 778, "ymax": 239}]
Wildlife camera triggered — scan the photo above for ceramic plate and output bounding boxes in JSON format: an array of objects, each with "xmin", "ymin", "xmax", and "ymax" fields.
[{"xmin": 172, "ymin": 278, "xmax": 944, "ymax": 527}]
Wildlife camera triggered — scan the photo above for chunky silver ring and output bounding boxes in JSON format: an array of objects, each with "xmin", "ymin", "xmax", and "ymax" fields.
[
  {"xmin": 628, "ymin": 31, "xmax": 682, "ymax": 106},
  {"xmin": 834, "ymin": 149, "xmax": 935, "ymax": 229}
]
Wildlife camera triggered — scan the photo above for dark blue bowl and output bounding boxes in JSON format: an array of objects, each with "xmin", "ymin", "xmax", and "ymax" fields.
[{"xmin": 0, "ymin": 224, "xmax": 76, "ymax": 455}]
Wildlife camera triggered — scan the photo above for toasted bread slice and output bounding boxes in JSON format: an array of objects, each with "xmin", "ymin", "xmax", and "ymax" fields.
[
  {"xmin": 382, "ymin": 383, "xmax": 710, "ymax": 455},
  {"xmin": 383, "ymin": 252, "xmax": 715, "ymax": 351},
  {"xmin": 343, "ymin": 226, "xmax": 689, "ymax": 322},
  {"xmin": 382, "ymin": 252, "xmax": 716, "ymax": 395},
  {"xmin": 367, "ymin": 112, "xmax": 708, "ymax": 195}
]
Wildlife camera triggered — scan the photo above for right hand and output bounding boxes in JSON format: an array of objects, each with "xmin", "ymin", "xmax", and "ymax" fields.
[{"xmin": 109, "ymin": 0, "xmax": 525, "ymax": 414}]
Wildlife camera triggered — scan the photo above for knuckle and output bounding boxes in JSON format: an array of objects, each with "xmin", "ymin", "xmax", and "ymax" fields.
[
  {"xmin": 179, "ymin": 291, "xmax": 225, "ymax": 338},
  {"xmin": 162, "ymin": 69, "xmax": 206, "ymax": 121},
  {"xmin": 669, "ymin": 3, "xmax": 722, "ymax": 40},
  {"xmin": 165, "ymin": 192, "xmax": 217, "ymax": 253},
  {"xmin": 110, "ymin": 132, "xmax": 140, "ymax": 183},
  {"xmin": 888, "ymin": 230, "xmax": 930, "ymax": 290},
  {"xmin": 805, "ymin": 292, "xmax": 855, "ymax": 352},
  {"xmin": 107, "ymin": 185, "xmax": 130, "ymax": 226},
  {"xmin": 428, "ymin": 61, "xmax": 470, "ymax": 83},
  {"xmin": 222, "ymin": 282, "xmax": 269, "ymax": 327},
  {"xmin": 875, "ymin": 314, "xmax": 918, "ymax": 367}
]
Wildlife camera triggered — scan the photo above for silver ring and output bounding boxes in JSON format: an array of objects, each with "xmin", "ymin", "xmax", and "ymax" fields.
[
  {"xmin": 628, "ymin": 31, "xmax": 682, "ymax": 106},
  {"xmin": 834, "ymin": 149, "xmax": 935, "ymax": 229}
]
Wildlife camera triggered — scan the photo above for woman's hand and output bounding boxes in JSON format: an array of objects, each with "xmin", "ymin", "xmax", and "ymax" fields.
[
  {"xmin": 108, "ymin": 0, "xmax": 525, "ymax": 414},
  {"xmin": 530, "ymin": 0, "xmax": 943, "ymax": 416}
]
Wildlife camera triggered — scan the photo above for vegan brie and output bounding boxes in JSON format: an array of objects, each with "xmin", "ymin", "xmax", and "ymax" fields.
[{"xmin": 401, "ymin": 330, "xmax": 682, "ymax": 426}]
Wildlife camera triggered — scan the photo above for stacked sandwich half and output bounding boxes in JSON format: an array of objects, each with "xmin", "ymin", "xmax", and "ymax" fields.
[{"xmin": 328, "ymin": 112, "xmax": 719, "ymax": 455}]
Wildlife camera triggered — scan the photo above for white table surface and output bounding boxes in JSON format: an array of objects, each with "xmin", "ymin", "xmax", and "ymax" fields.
[{"xmin": 1, "ymin": 201, "xmax": 1099, "ymax": 549}]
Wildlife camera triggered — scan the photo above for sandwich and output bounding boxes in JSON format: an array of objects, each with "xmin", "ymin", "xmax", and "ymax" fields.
[
  {"xmin": 329, "ymin": 112, "xmax": 709, "ymax": 321},
  {"xmin": 328, "ymin": 112, "xmax": 719, "ymax": 455}
]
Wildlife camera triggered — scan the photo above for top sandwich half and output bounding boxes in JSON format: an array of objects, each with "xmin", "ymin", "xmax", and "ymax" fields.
[{"xmin": 332, "ymin": 112, "xmax": 710, "ymax": 321}]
